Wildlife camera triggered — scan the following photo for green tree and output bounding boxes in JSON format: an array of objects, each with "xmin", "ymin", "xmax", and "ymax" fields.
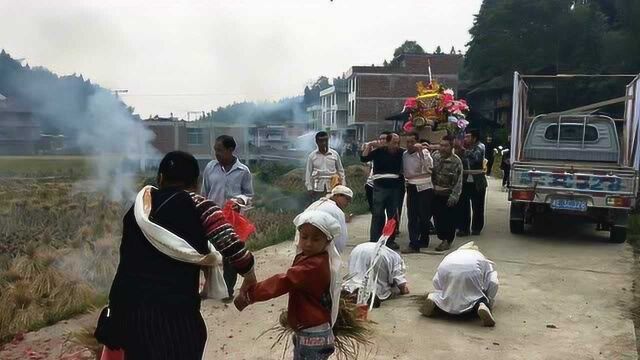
[
  {"xmin": 434, "ymin": 46, "xmax": 443, "ymax": 54},
  {"xmin": 303, "ymin": 76, "xmax": 330, "ymax": 106},
  {"xmin": 389, "ymin": 41, "xmax": 425, "ymax": 66},
  {"xmin": 463, "ymin": 0, "xmax": 640, "ymax": 114},
  {"xmin": 393, "ymin": 40, "xmax": 425, "ymax": 57}
]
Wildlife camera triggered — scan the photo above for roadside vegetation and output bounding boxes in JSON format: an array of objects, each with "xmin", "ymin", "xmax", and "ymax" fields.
[{"xmin": 0, "ymin": 157, "xmax": 369, "ymax": 344}]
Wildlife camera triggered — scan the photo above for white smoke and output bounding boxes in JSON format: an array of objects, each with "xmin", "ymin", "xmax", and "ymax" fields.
[
  {"xmin": 6, "ymin": 69, "xmax": 158, "ymax": 201},
  {"xmin": 295, "ymin": 131, "xmax": 345, "ymax": 154},
  {"xmin": 73, "ymin": 90, "xmax": 157, "ymax": 201}
]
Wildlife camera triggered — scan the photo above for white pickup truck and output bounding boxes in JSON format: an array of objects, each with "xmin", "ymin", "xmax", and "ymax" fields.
[{"xmin": 508, "ymin": 73, "xmax": 640, "ymax": 243}]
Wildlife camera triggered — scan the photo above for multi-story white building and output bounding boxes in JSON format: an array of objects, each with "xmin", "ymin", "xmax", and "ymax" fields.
[{"xmin": 319, "ymin": 78, "xmax": 353, "ymax": 140}]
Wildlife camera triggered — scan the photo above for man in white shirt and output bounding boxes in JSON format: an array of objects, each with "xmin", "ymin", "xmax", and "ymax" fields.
[
  {"xmin": 305, "ymin": 131, "xmax": 346, "ymax": 203},
  {"xmin": 343, "ymin": 242, "xmax": 410, "ymax": 308},
  {"xmin": 201, "ymin": 135, "xmax": 254, "ymax": 298},
  {"xmin": 304, "ymin": 185, "xmax": 352, "ymax": 253},
  {"xmin": 419, "ymin": 242, "xmax": 499, "ymax": 327},
  {"xmin": 402, "ymin": 133, "xmax": 434, "ymax": 253}
]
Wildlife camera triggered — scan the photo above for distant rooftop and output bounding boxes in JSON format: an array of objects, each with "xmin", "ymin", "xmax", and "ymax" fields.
[{"xmin": 346, "ymin": 53, "xmax": 463, "ymax": 77}]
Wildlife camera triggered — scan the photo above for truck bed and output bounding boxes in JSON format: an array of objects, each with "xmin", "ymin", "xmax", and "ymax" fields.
[{"xmin": 514, "ymin": 159, "xmax": 633, "ymax": 172}]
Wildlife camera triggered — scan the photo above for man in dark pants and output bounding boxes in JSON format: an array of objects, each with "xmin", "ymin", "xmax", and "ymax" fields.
[
  {"xmin": 485, "ymin": 136, "xmax": 495, "ymax": 176},
  {"xmin": 457, "ymin": 129, "xmax": 488, "ymax": 237},
  {"xmin": 361, "ymin": 132, "xmax": 404, "ymax": 250},
  {"xmin": 401, "ymin": 133, "xmax": 434, "ymax": 253},
  {"xmin": 201, "ymin": 135, "xmax": 254, "ymax": 299},
  {"xmin": 364, "ymin": 132, "xmax": 391, "ymax": 212},
  {"xmin": 431, "ymin": 135, "xmax": 463, "ymax": 252}
]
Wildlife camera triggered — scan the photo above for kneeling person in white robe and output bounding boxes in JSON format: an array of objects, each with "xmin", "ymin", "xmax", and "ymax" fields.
[
  {"xmin": 343, "ymin": 242, "xmax": 409, "ymax": 307},
  {"xmin": 420, "ymin": 242, "xmax": 499, "ymax": 327}
]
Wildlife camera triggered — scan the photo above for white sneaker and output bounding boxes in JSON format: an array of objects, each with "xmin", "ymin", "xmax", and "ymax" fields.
[
  {"xmin": 477, "ymin": 303, "xmax": 496, "ymax": 327},
  {"xmin": 419, "ymin": 293, "xmax": 437, "ymax": 317}
]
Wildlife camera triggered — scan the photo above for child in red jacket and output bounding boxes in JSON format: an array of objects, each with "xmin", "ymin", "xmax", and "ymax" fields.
[{"xmin": 235, "ymin": 210, "xmax": 342, "ymax": 360}]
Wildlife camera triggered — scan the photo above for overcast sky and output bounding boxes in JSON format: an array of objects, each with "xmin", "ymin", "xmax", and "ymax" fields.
[{"xmin": 1, "ymin": 0, "xmax": 482, "ymax": 119}]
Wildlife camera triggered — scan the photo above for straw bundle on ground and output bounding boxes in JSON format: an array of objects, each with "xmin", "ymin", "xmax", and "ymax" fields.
[
  {"xmin": 67, "ymin": 326, "xmax": 102, "ymax": 359},
  {"xmin": 50, "ymin": 280, "xmax": 97, "ymax": 316},
  {"xmin": 260, "ymin": 298, "xmax": 374, "ymax": 360}
]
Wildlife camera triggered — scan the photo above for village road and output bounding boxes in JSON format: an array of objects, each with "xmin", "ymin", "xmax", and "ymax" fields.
[{"xmin": 202, "ymin": 179, "xmax": 638, "ymax": 359}]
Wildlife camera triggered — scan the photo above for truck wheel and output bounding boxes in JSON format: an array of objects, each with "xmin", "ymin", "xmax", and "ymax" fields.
[
  {"xmin": 609, "ymin": 226, "xmax": 627, "ymax": 243},
  {"xmin": 509, "ymin": 203, "xmax": 525, "ymax": 234},
  {"xmin": 510, "ymin": 219, "xmax": 525, "ymax": 234}
]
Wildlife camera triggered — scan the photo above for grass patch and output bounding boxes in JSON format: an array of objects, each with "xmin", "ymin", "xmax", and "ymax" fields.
[
  {"xmin": 0, "ymin": 156, "xmax": 92, "ymax": 178},
  {"xmin": 245, "ymin": 210, "xmax": 297, "ymax": 252}
]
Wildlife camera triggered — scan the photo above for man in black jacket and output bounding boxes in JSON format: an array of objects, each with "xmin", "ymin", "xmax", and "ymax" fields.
[{"xmin": 361, "ymin": 132, "xmax": 404, "ymax": 250}]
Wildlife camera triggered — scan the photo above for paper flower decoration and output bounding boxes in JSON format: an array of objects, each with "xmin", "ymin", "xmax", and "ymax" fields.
[{"xmin": 400, "ymin": 81, "xmax": 471, "ymax": 136}]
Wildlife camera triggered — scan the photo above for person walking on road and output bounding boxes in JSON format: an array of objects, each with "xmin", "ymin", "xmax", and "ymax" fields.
[
  {"xmin": 201, "ymin": 135, "xmax": 254, "ymax": 299},
  {"xmin": 431, "ymin": 135, "xmax": 463, "ymax": 252},
  {"xmin": 401, "ymin": 133, "xmax": 434, "ymax": 253},
  {"xmin": 305, "ymin": 131, "xmax": 346, "ymax": 203},
  {"xmin": 360, "ymin": 132, "xmax": 404, "ymax": 250},
  {"xmin": 457, "ymin": 129, "xmax": 488, "ymax": 237},
  {"xmin": 485, "ymin": 136, "xmax": 495, "ymax": 176}
]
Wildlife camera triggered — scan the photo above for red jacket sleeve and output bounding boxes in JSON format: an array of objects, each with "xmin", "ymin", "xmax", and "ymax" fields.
[{"xmin": 247, "ymin": 256, "xmax": 320, "ymax": 303}]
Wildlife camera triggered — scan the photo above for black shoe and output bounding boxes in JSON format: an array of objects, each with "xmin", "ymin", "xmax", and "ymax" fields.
[
  {"xmin": 471, "ymin": 231, "xmax": 481, "ymax": 236},
  {"xmin": 457, "ymin": 231, "xmax": 470, "ymax": 237},
  {"xmin": 387, "ymin": 242, "xmax": 400, "ymax": 250},
  {"xmin": 435, "ymin": 241, "xmax": 451, "ymax": 252}
]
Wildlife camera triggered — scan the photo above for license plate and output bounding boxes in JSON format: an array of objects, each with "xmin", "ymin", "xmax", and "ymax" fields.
[{"xmin": 550, "ymin": 199, "xmax": 587, "ymax": 212}]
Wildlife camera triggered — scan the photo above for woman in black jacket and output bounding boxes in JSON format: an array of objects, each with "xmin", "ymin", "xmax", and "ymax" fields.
[{"xmin": 106, "ymin": 151, "xmax": 256, "ymax": 360}]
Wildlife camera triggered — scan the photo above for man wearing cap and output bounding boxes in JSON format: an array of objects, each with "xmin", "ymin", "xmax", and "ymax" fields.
[{"xmin": 304, "ymin": 185, "xmax": 352, "ymax": 253}]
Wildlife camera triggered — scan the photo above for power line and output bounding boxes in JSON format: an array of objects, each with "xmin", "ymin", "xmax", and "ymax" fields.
[{"xmin": 120, "ymin": 93, "xmax": 247, "ymax": 97}]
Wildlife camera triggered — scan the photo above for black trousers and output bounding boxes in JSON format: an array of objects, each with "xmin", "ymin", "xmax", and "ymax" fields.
[
  {"xmin": 308, "ymin": 191, "xmax": 324, "ymax": 205},
  {"xmin": 370, "ymin": 185, "xmax": 401, "ymax": 243},
  {"xmin": 396, "ymin": 183, "xmax": 405, "ymax": 233},
  {"xmin": 502, "ymin": 165, "xmax": 511, "ymax": 187},
  {"xmin": 432, "ymin": 194, "xmax": 457, "ymax": 243},
  {"xmin": 365, "ymin": 184, "xmax": 373, "ymax": 212},
  {"xmin": 406, "ymin": 185, "xmax": 433, "ymax": 249},
  {"xmin": 486, "ymin": 157, "xmax": 494, "ymax": 176},
  {"xmin": 223, "ymin": 259, "xmax": 237, "ymax": 297},
  {"xmin": 458, "ymin": 182, "xmax": 487, "ymax": 234}
]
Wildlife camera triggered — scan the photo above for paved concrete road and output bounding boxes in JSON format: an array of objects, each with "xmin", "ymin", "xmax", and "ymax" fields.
[{"xmin": 203, "ymin": 179, "xmax": 637, "ymax": 359}]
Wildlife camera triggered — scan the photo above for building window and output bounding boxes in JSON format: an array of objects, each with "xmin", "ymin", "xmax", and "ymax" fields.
[{"xmin": 187, "ymin": 128, "xmax": 204, "ymax": 145}]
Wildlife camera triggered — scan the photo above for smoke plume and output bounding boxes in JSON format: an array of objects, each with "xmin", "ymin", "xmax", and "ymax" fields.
[{"xmin": 0, "ymin": 50, "xmax": 157, "ymax": 201}]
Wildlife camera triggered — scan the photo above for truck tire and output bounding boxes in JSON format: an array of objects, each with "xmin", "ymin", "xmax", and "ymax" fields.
[
  {"xmin": 510, "ymin": 219, "xmax": 525, "ymax": 234},
  {"xmin": 509, "ymin": 203, "xmax": 525, "ymax": 234},
  {"xmin": 609, "ymin": 226, "xmax": 627, "ymax": 244}
]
